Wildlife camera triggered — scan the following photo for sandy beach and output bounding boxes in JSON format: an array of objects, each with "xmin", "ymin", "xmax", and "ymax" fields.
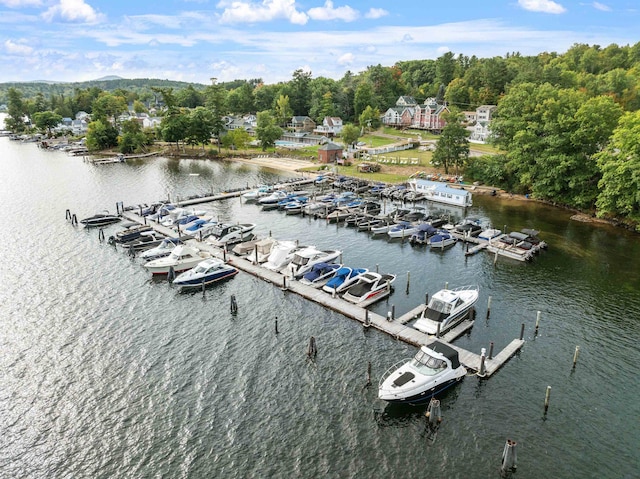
[{"xmin": 229, "ymin": 155, "xmax": 317, "ymax": 172}]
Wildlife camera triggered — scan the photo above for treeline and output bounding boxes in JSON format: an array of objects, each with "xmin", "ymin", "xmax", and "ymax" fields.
[{"xmin": 4, "ymin": 42, "xmax": 640, "ymax": 227}]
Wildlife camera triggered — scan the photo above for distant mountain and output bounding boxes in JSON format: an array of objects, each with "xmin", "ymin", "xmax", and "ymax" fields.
[{"xmin": 93, "ymin": 75, "xmax": 125, "ymax": 81}]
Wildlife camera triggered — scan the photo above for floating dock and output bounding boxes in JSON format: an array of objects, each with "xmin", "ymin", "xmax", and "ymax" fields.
[{"xmin": 118, "ymin": 209, "xmax": 525, "ymax": 377}]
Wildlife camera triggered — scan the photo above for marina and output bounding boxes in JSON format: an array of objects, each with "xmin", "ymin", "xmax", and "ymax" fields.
[{"xmin": 2, "ymin": 137, "xmax": 639, "ymax": 479}]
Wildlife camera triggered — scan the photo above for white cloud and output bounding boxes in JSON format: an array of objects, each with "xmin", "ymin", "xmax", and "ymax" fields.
[
  {"xmin": 42, "ymin": 0, "xmax": 103, "ymax": 24},
  {"xmin": 0, "ymin": 0, "xmax": 42, "ymax": 7},
  {"xmin": 518, "ymin": 0, "xmax": 566, "ymax": 14},
  {"xmin": 401, "ymin": 34, "xmax": 413, "ymax": 43},
  {"xmin": 307, "ymin": 1, "xmax": 359, "ymax": 22},
  {"xmin": 4, "ymin": 39, "xmax": 34, "ymax": 55},
  {"xmin": 337, "ymin": 52, "xmax": 354, "ymax": 65},
  {"xmin": 218, "ymin": 0, "xmax": 308, "ymax": 25},
  {"xmin": 436, "ymin": 46, "xmax": 451, "ymax": 56},
  {"xmin": 592, "ymin": 2, "xmax": 611, "ymax": 12},
  {"xmin": 364, "ymin": 7, "xmax": 388, "ymax": 19}
]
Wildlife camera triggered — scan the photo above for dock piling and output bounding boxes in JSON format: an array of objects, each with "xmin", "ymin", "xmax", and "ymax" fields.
[
  {"xmin": 486, "ymin": 296, "xmax": 492, "ymax": 319},
  {"xmin": 535, "ymin": 311, "xmax": 541, "ymax": 335},
  {"xmin": 425, "ymin": 398, "xmax": 442, "ymax": 425},
  {"xmin": 488, "ymin": 341, "xmax": 494, "ymax": 360},
  {"xmin": 364, "ymin": 310, "xmax": 370, "ymax": 328},
  {"xmin": 275, "ymin": 317, "xmax": 279, "ymax": 334},
  {"xmin": 366, "ymin": 361, "xmax": 372, "ymax": 387},
  {"xmin": 230, "ymin": 295, "xmax": 238, "ymax": 314},
  {"xmin": 71, "ymin": 213, "xmax": 78, "ymax": 226},
  {"xmin": 544, "ymin": 385, "xmax": 551, "ymax": 413},
  {"xmin": 477, "ymin": 348, "xmax": 487, "ymax": 377},
  {"xmin": 436, "ymin": 323, "xmax": 441, "ymax": 338},
  {"xmin": 406, "ymin": 271, "xmax": 410, "ymax": 294},
  {"xmin": 519, "ymin": 323, "xmax": 525, "ymax": 340},
  {"xmin": 572, "ymin": 346, "xmax": 580, "ymax": 368},
  {"xmin": 167, "ymin": 266, "xmax": 175, "ymax": 283},
  {"xmin": 500, "ymin": 439, "xmax": 518, "ymax": 475},
  {"xmin": 98, "ymin": 228, "xmax": 105, "ymax": 242},
  {"xmin": 307, "ymin": 336, "xmax": 317, "ymax": 359}
]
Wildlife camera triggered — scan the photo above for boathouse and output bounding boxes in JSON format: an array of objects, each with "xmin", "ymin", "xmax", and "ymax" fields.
[{"xmin": 318, "ymin": 142, "xmax": 343, "ymax": 164}]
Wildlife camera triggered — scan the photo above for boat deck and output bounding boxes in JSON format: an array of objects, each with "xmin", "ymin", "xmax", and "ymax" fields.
[{"xmin": 121, "ymin": 210, "xmax": 524, "ymax": 377}]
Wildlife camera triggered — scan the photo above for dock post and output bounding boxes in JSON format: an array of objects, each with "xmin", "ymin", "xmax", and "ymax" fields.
[
  {"xmin": 544, "ymin": 385, "xmax": 551, "ymax": 413},
  {"xmin": 98, "ymin": 228, "xmax": 105, "ymax": 243},
  {"xmin": 71, "ymin": 213, "xmax": 78, "ymax": 226},
  {"xmin": 201, "ymin": 279, "xmax": 206, "ymax": 296},
  {"xmin": 364, "ymin": 310, "xmax": 370, "ymax": 328},
  {"xmin": 425, "ymin": 398, "xmax": 442, "ymax": 425},
  {"xmin": 494, "ymin": 249, "xmax": 499, "ymax": 265},
  {"xmin": 230, "ymin": 295, "xmax": 238, "ymax": 314},
  {"xmin": 282, "ymin": 276, "xmax": 287, "ymax": 291},
  {"xmin": 572, "ymin": 346, "xmax": 580, "ymax": 368},
  {"xmin": 253, "ymin": 244, "xmax": 258, "ymax": 265},
  {"xmin": 391, "ymin": 304, "xmax": 395, "ymax": 321},
  {"xmin": 425, "ymin": 293, "xmax": 429, "ymax": 306},
  {"xmin": 275, "ymin": 317, "xmax": 279, "ymax": 334},
  {"xmin": 519, "ymin": 323, "xmax": 525, "ymax": 340},
  {"xmin": 436, "ymin": 323, "xmax": 441, "ymax": 338},
  {"xmin": 366, "ymin": 361, "xmax": 372, "ymax": 387},
  {"xmin": 167, "ymin": 266, "xmax": 175, "ymax": 283},
  {"xmin": 376, "ymin": 263, "xmax": 379, "ymax": 273},
  {"xmin": 500, "ymin": 439, "xmax": 518, "ymax": 475},
  {"xmin": 488, "ymin": 341, "xmax": 494, "ymax": 360},
  {"xmin": 477, "ymin": 348, "xmax": 487, "ymax": 377},
  {"xmin": 406, "ymin": 271, "xmax": 410, "ymax": 294},
  {"xmin": 444, "ymin": 281, "xmax": 448, "ymax": 290},
  {"xmin": 535, "ymin": 311, "xmax": 541, "ymax": 335},
  {"xmin": 65, "ymin": 209, "xmax": 71, "ymax": 221},
  {"xmin": 307, "ymin": 336, "xmax": 317, "ymax": 359},
  {"xmin": 486, "ymin": 296, "xmax": 492, "ymax": 319}
]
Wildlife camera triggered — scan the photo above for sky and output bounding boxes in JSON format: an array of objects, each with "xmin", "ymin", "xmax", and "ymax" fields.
[{"xmin": 1, "ymin": 0, "xmax": 638, "ymax": 85}]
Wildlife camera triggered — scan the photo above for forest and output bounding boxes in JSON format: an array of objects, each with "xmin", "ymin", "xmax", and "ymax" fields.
[{"xmin": 3, "ymin": 42, "xmax": 640, "ymax": 229}]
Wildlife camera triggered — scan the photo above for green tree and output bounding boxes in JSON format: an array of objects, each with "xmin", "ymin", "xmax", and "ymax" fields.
[
  {"xmin": 85, "ymin": 119, "xmax": 118, "ymax": 150},
  {"xmin": 353, "ymin": 82, "xmax": 375, "ymax": 119},
  {"xmin": 274, "ymin": 94, "xmax": 293, "ymax": 127},
  {"xmin": 133, "ymin": 100, "xmax": 148, "ymax": 114},
  {"xmin": 6, "ymin": 87, "xmax": 28, "ymax": 132},
  {"xmin": 161, "ymin": 111, "xmax": 189, "ymax": 150},
  {"xmin": 431, "ymin": 110, "xmax": 469, "ymax": 175},
  {"xmin": 176, "ymin": 85, "xmax": 204, "ymax": 108},
  {"xmin": 358, "ymin": 105, "xmax": 381, "ymax": 131},
  {"xmin": 33, "ymin": 111, "xmax": 63, "ymax": 135},
  {"xmin": 222, "ymin": 128, "xmax": 251, "ymax": 153},
  {"xmin": 341, "ymin": 123, "xmax": 360, "ymax": 148},
  {"xmin": 595, "ymin": 110, "xmax": 640, "ymax": 225},
  {"xmin": 92, "ymin": 92, "xmax": 127, "ymax": 124},
  {"xmin": 287, "ymin": 69, "xmax": 312, "ymax": 116},
  {"xmin": 255, "ymin": 111, "xmax": 282, "ymax": 151},
  {"xmin": 118, "ymin": 119, "xmax": 148, "ymax": 154},
  {"xmin": 186, "ymin": 107, "xmax": 214, "ymax": 149},
  {"xmin": 204, "ymin": 80, "xmax": 228, "ymax": 153}
]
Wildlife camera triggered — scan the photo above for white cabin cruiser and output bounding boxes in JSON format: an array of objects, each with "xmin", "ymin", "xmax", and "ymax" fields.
[
  {"xmin": 139, "ymin": 237, "xmax": 182, "ymax": 261},
  {"xmin": 413, "ymin": 285, "xmax": 479, "ymax": 335},
  {"xmin": 172, "ymin": 258, "xmax": 238, "ymax": 289},
  {"xmin": 378, "ymin": 340, "xmax": 467, "ymax": 404},
  {"xmin": 284, "ymin": 246, "xmax": 342, "ymax": 278},
  {"xmin": 262, "ymin": 240, "xmax": 300, "ymax": 272},
  {"xmin": 342, "ymin": 272, "xmax": 396, "ymax": 304},
  {"xmin": 206, "ymin": 223, "xmax": 256, "ymax": 247},
  {"xmin": 143, "ymin": 244, "xmax": 211, "ymax": 275}
]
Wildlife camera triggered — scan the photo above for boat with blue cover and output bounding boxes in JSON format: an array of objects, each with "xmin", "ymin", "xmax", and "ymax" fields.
[{"xmin": 172, "ymin": 258, "xmax": 238, "ymax": 289}]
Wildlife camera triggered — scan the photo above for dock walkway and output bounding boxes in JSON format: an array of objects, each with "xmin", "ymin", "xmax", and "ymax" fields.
[{"xmin": 120, "ymin": 209, "xmax": 524, "ymax": 377}]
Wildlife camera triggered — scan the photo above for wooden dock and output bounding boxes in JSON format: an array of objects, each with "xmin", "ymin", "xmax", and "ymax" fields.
[{"xmin": 119, "ymin": 210, "xmax": 524, "ymax": 377}]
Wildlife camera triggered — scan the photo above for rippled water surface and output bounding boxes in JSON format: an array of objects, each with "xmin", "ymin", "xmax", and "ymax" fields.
[{"xmin": 1, "ymin": 137, "xmax": 639, "ymax": 478}]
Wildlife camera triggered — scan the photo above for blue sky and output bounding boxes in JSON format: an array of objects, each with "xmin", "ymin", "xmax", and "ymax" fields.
[{"xmin": 1, "ymin": 0, "xmax": 638, "ymax": 85}]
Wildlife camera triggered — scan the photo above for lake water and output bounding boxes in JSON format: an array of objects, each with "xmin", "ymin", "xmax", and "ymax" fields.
[{"xmin": 0, "ymin": 134, "xmax": 639, "ymax": 478}]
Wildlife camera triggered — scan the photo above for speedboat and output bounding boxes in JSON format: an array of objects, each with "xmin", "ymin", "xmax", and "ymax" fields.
[
  {"xmin": 242, "ymin": 185, "xmax": 272, "ymax": 202},
  {"xmin": 342, "ymin": 272, "xmax": 396, "ymax": 304},
  {"xmin": 322, "ymin": 267, "xmax": 368, "ymax": 295},
  {"xmin": 429, "ymin": 230, "xmax": 457, "ymax": 249},
  {"xmin": 206, "ymin": 223, "xmax": 256, "ymax": 247},
  {"xmin": 143, "ymin": 244, "xmax": 211, "ymax": 275},
  {"xmin": 284, "ymin": 246, "xmax": 342, "ymax": 278},
  {"xmin": 413, "ymin": 285, "xmax": 479, "ymax": 335},
  {"xmin": 172, "ymin": 258, "xmax": 238, "ymax": 288},
  {"xmin": 139, "ymin": 237, "xmax": 182, "ymax": 261},
  {"xmin": 80, "ymin": 211, "xmax": 121, "ymax": 227},
  {"xmin": 387, "ymin": 221, "xmax": 420, "ymax": 239},
  {"xmin": 263, "ymin": 240, "xmax": 300, "ymax": 272},
  {"xmin": 245, "ymin": 237, "xmax": 277, "ymax": 263},
  {"xmin": 109, "ymin": 223, "xmax": 153, "ymax": 244},
  {"xmin": 231, "ymin": 236, "xmax": 264, "ymax": 256},
  {"xmin": 477, "ymin": 228, "xmax": 502, "ymax": 241},
  {"xmin": 298, "ymin": 263, "xmax": 341, "ymax": 288},
  {"xmin": 378, "ymin": 340, "xmax": 467, "ymax": 404},
  {"xmin": 454, "ymin": 217, "xmax": 486, "ymax": 237},
  {"xmin": 121, "ymin": 230, "xmax": 165, "ymax": 251},
  {"xmin": 181, "ymin": 218, "xmax": 218, "ymax": 238}
]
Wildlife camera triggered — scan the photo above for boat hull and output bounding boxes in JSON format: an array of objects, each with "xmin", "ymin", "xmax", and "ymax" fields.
[
  {"xmin": 174, "ymin": 269, "xmax": 238, "ymax": 288},
  {"xmin": 379, "ymin": 376, "xmax": 463, "ymax": 404}
]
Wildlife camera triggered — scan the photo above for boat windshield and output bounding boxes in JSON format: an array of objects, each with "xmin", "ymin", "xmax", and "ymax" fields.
[
  {"xmin": 410, "ymin": 350, "xmax": 447, "ymax": 376},
  {"xmin": 429, "ymin": 299, "xmax": 452, "ymax": 314},
  {"xmin": 293, "ymin": 256, "xmax": 310, "ymax": 266}
]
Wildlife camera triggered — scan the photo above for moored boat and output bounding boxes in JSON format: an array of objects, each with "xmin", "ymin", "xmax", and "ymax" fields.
[
  {"xmin": 413, "ymin": 285, "xmax": 479, "ymax": 335},
  {"xmin": 298, "ymin": 262, "xmax": 341, "ymax": 288},
  {"xmin": 342, "ymin": 272, "xmax": 396, "ymax": 304},
  {"xmin": 172, "ymin": 258, "xmax": 238, "ymax": 288},
  {"xmin": 143, "ymin": 244, "xmax": 212, "ymax": 275},
  {"xmin": 322, "ymin": 266, "xmax": 368, "ymax": 295},
  {"xmin": 378, "ymin": 340, "xmax": 467, "ymax": 404},
  {"xmin": 284, "ymin": 246, "xmax": 342, "ymax": 278},
  {"xmin": 80, "ymin": 211, "xmax": 121, "ymax": 227}
]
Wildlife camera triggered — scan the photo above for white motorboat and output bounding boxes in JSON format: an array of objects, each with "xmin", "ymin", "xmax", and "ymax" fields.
[
  {"xmin": 284, "ymin": 246, "xmax": 342, "ymax": 279},
  {"xmin": 477, "ymin": 228, "xmax": 502, "ymax": 241},
  {"xmin": 428, "ymin": 230, "xmax": 457, "ymax": 249},
  {"xmin": 242, "ymin": 185, "xmax": 272, "ymax": 202},
  {"xmin": 378, "ymin": 340, "xmax": 467, "ymax": 404},
  {"xmin": 322, "ymin": 267, "xmax": 368, "ymax": 295},
  {"xmin": 143, "ymin": 244, "xmax": 211, "ymax": 275},
  {"xmin": 172, "ymin": 258, "xmax": 238, "ymax": 289},
  {"xmin": 298, "ymin": 263, "xmax": 341, "ymax": 288},
  {"xmin": 263, "ymin": 240, "xmax": 300, "ymax": 272},
  {"xmin": 244, "ymin": 237, "xmax": 277, "ymax": 263},
  {"xmin": 139, "ymin": 237, "xmax": 182, "ymax": 261},
  {"xmin": 342, "ymin": 272, "xmax": 396, "ymax": 304},
  {"xmin": 231, "ymin": 236, "xmax": 264, "ymax": 256},
  {"xmin": 206, "ymin": 223, "xmax": 256, "ymax": 247},
  {"xmin": 413, "ymin": 285, "xmax": 479, "ymax": 335},
  {"xmin": 387, "ymin": 221, "xmax": 421, "ymax": 239}
]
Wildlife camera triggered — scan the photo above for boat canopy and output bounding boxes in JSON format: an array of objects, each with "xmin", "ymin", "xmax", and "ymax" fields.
[{"xmin": 426, "ymin": 340, "xmax": 461, "ymax": 369}]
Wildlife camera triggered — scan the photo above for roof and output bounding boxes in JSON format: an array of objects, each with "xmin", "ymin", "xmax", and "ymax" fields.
[
  {"xmin": 426, "ymin": 340, "xmax": 460, "ymax": 369},
  {"xmin": 318, "ymin": 142, "xmax": 343, "ymax": 151}
]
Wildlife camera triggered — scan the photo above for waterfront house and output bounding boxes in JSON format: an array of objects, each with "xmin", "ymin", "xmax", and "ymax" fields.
[
  {"xmin": 288, "ymin": 116, "xmax": 316, "ymax": 133},
  {"xmin": 313, "ymin": 117, "xmax": 343, "ymax": 137},
  {"xmin": 318, "ymin": 142, "xmax": 343, "ymax": 163}
]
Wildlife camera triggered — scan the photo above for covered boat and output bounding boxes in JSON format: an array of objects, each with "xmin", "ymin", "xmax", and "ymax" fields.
[
  {"xmin": 378, "ymin": 340, "xmax": 467, "ymax": 404},
  {"xmin": 413, "ymin": 285, "xmax": 479, "ymax": 335},
  {"xmin": 172, "ymin": 258, "xmax": 238, "ymax": 288},
  {"xmin": 298, "ymin": 263, "xmax": 341, "ymax": 288},
  {"xmin": 80, "ymin": 211, "xmax": 121, "ymax": 227},
  {"xmin": 322, "ymin": 267, "xmax": 368, "ymax": 295},
  {"xmin": 143, "ymin": 244, "xmax": 211, "ymax": 275},
  {"xmin": 429, "ymin": 230, "xmax": 457, "ymax": 249}
]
